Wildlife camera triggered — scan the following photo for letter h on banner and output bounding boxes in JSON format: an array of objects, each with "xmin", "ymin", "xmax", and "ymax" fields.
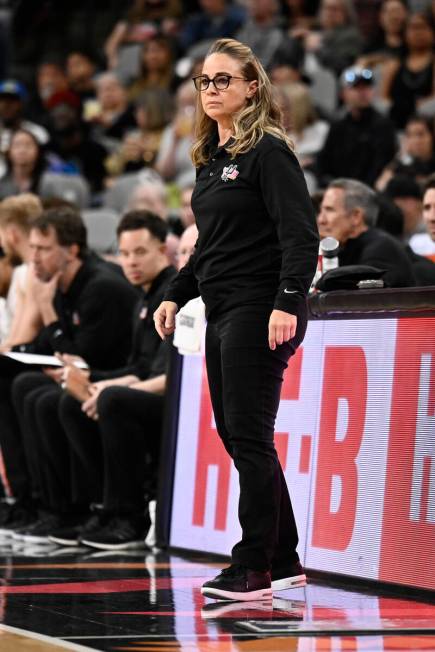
[
  {"xmin": 192, "ymin": 361, "xmax": 231, "ymax": 530},
  {"xmin": 191, "ymin": 348, "xmax": 305, "ymax": 532}
]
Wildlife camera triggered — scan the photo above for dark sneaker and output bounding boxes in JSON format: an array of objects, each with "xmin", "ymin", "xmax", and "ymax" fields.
[
  {"xmin": 0, "ymin": 505, "xmax": 37, "ymax": 538},
  {"xmin": 201, "ymin": 565, "xmax": 272, "ymax": 601},
  {"xmin": 20, "ymin": 513, "xmax": 66, "ymax": 544},
  {"xmin": 81, "ymin": 516, "xmax": 149, "ymax": 550},
  {"xmin": 271, "ymin": 561, "xmax": 306, "ymax": 591},
  {"xmin": 49, "ymin": 513, "xmax": 109, "ymax": 547},
  {"xmin": 0, "ymin": 500, "xmax": 15, "ymax": 527}
]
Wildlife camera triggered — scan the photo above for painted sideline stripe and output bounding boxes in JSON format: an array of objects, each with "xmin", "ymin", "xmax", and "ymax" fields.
[{"xmin": 0, "ymin": 624, "xmax": 96, "ymax": 651}]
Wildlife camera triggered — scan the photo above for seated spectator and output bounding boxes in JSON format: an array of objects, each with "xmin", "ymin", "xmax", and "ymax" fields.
[
  {"xmin": 66, "ymin": 49, "xmax": 99, "ymax": 107},
  {"xmin": 13, "ymin": 211, "xmax": 177, "ymax": 548},
  {"xmin": 380, "ymin": 13, "xmax": 435, "ymax": 130},
  {"xmin": 316, "ymin": 66, "xmax": 397, "ymax": 187},
  {"xmin": 277, "ymin": 83, "xmax": 329, "ymax": 169},
  {"xmin": 179, "ymin": 0, "xmax": 246, "ymax": 55},
  {"xmin": 384, "ymin": 175, "xmax": 424, "ymax": 241},
  {"xmin": 0, "ymin": 207, "xmax": 138, "ymax": 534},
  {"xmin": 0, "ymin": 253, "xmax": 13, "ymax": 341},
  {"xmin": 268, "ymin": 38, "xmax": 308, "ymax": 86},
  {"xmin": 361, "ymin": 0, "xmax": 407, "ymax": 68},
  {"xmin": 104, "ymin": 0, "xmax": 181, "ymax": 71},
  {"xmin": 0, "ymin": 80, "xmax": 49, "ymax": 166},
  {"xmin": 235, "ymin": 0, "xmax": 285, "ymax": 69},
  {"xmin": 0, "ymin": 129, "xmax": 50, "ymax": 200},
  {"xmin": 284, "ymin": 0, "xmax": 317, "ymax": 32},
  {"xmin": 409, "ymin": 175, "xmax": 435, "ymax": 261},
  {"xmin": 177, "ymin": 222, "xmax": 198, "ymax": 268},
  {"xmin": 154, "ymin": 80, "xmax": 196, "ymax": 188},
  {"xmin": 27, "ymin": 62, "xmax": 70, "ymax": 129},
  {"xmin": 105, "ymin": 88, "xmax": 174, "ymax": 177},
  {"xmin": 128, "ymin": 174, "xmax": 170, "ymax": 217},
  {"xmin": 128, "ymin": 174, "xmax": 180, "ymax": 266},
  {"xmin": 296, "ymin": 0, "xmax": 363, "ymax": 76},
  {"xmin": 318, "ymin": 178, "xmax": 416, "ymax": 287},
  {"xmin": 88, "ymin": 73, "xmax": 137, "ymax": 150},
  {"xmin": 128, "ymin": 35, "xmax": 179, "ymax": 101},
  {"xmin": 46, "ymin": 91, "xmax": 108, "ymax": 195},
  {"xmin": 377, "ymin": 193, "xmax": 435, "ymax": 285},
  {"xmin": 376, "ymin": 116, "xmax": 435, "ymax": 191},
  {"xmin": 0, "ymin": 194, "xmax": 43, "ymax": 349},
  {"xmin": 179, "ymin": 183, "xmax": 195, "ymax": 229}
]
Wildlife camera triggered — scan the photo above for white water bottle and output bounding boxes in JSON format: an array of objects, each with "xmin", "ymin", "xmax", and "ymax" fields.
[{"xmin": 320, "ymin": 236, "xmax": 339, "ymax": 272}]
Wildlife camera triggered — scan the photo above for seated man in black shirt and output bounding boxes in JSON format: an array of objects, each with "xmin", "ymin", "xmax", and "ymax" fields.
[
  {"xmin": 316, "ymin": 66, "xmax": 397, "ymax": 188},
  {"xmin": 0, "ymin": 207, "xmax": 138, "ymax": 533},
  {"xmin": 317, "ymin": 178, "xmax": 416, "ymax": 287},
  {"xmin": 11, "ymin": 212, "xmax": 176, "ymax": 548}
]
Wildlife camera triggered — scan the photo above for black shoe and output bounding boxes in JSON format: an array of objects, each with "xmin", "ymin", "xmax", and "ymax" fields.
[
  {"xmin": 81, "ymin": 515, "xmax": 149, "ymax": 550},
  {"xmin": 0, "ymin": 504, "xmax": 37, "ymax": 537},
  {"xmin": 20, "ymin": 513, "xmax": 66, "ymax": 544},
  {"xmin": 271, "ymin": 560, "xmax": 306, "ymax": 591},
  {"xmin": 201, "ymin": 564, "xmax": 272, "ymax": 601},
  {"xmin": 49, "ymin": 513, "xmax": 109, "ymax": 547},
  {"xmin": 0, "ymin": 500, "xmax": 15, "ymax": 527}
]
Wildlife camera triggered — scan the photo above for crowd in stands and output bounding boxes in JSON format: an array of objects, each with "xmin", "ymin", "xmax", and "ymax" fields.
[{"xmin": 0, "ymin": 0, "xmax": 434, "ymax": 550}]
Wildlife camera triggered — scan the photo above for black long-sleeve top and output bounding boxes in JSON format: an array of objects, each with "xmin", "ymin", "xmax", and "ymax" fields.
[
  {"xmin": 92, "ymin": 265, "xmax": 177, "ymax": 382},
  {"xmin": 14, "ymin": 258, "xmax": 138, "ymax": 370},
  {"xmin": 164, "ymin": 132, "xmax": 319, "ymax": 318}
]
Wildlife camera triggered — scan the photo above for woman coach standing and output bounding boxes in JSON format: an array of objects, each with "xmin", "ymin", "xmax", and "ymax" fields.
[{"xmin": 154, "ymin": 38, "xmax": 319, "ymax": 601}]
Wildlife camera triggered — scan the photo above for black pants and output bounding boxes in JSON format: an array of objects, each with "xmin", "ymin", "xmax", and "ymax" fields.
[
  {"xmin": 0, "ymin": 369, "xmax": 59, "ymax": 502},
  {"xmin": 205, "ymin": 304, "xmax": 307, "ymax": 572},
  {"xmin": 0, "ymin": 371, "xmax": 38, "ymax": 500},
  {"xmin": 10, "ymin": 372, "xmax": 82, "ymax": 512},
  {"xmin": 60, "ymin": 387, "xmax": 164, "ymax": 514}
]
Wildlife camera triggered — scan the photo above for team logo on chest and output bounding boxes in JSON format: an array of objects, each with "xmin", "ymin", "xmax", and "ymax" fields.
[{"xmin": 221, "ymin": 164, "xmax": 239, "ymax": 182}]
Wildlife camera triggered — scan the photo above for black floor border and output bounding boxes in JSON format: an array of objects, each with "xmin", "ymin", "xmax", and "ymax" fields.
[
  {"xmin": 168, "ymin": 546, "xmax": 435, "ymax": 603},
  {"xmin": 235, "ymin": 624, "xmax": 435, "ymax": 638}
]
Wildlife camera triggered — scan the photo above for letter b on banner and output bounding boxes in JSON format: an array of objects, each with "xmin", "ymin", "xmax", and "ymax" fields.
[
  {"xmin": 380, "ymin": 318, "xmax": 435, "ymax": 590},
  {"xmin": 312, "ymin": 346, "xmax": 367, "ymax": 550}
]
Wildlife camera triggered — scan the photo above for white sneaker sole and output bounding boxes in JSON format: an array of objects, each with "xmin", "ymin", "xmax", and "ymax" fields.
[
  {"xmin": 271, "ymin": 574, "xmax": 307, "ymax": 591},
  {"xmin": 21, "ymin": 534, "xmax": 52, "ymax": 544},
  {"xmin": 201, "ymin": 586, "xmax": 273, "ymax": 601},
  {"xmin": 12, "ymin": 531, "xmax": 26, "ymax": 541},
  {"xmin": 81, "ymin": 539, "xmax": 146, "ymax": 550},
  {"xmin": 48, "ymin": 536, "xmax": 80, "ymax": 547}
]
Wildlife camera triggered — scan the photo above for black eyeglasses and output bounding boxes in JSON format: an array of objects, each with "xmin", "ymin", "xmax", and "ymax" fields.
[{"xmin": 192, "ymin": 74, "xmax": 248, "ymax": 91}]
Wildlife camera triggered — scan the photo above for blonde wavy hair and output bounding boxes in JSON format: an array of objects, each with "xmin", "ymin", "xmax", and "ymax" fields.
[{"xmin": 191, "ymin": 39, "xmax": 294, "ymax": 167}]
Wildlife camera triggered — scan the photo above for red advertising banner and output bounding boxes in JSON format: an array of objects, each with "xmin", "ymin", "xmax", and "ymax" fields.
[{"xmin": 170, "ymin": 317, "xmax": 435, "ymax": 590}]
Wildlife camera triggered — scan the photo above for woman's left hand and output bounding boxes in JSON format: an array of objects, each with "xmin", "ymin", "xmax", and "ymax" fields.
[{"xmin": 268, "ymin": 310, "xmax": 297, "ymax": 351}]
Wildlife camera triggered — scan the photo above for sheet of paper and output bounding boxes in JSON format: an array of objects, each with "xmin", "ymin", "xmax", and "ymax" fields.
[{"xmin": 3, "ymin": 352, "xmax": 89, "ymax": 369}]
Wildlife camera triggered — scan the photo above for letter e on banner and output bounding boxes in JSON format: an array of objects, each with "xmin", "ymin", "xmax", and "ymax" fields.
[{"xmin": 312, "ymin": 346, "xmax": 367, "ymax": 550}]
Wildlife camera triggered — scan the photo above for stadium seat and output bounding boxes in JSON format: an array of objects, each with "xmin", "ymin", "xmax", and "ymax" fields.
[
  {"xmin": 40, "ymin": 173, "xmax": 91, "ymax": 209},
  {"xmin": 82, "ymin": 208, "xmax": 120, "ymax": 254}
]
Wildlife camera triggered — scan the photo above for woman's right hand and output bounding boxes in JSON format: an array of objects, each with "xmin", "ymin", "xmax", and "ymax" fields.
[{"xmin": 154, "ymin": 301, "xmax": 178, "ymax": 339}]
